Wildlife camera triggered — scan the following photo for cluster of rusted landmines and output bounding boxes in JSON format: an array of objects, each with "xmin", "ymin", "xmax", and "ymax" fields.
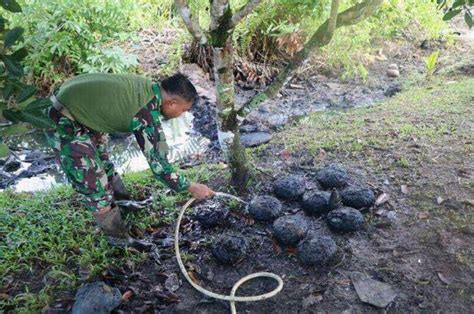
[{"xmin": 194, "ymin": 164, "xmax": 376, "ymax": 266}]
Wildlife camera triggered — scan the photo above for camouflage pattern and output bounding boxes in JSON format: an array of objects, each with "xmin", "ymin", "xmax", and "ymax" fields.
[
  {"xmin": 46, "ymin": 107, "xmax": 114, "ymax": 211},
  {"xmin": 45, "ymin": 95, "xmax": 189, "ymax": 212},
  {"xmin": 130, "ymin": 97, "xmax": 189, "ymax": 192}
]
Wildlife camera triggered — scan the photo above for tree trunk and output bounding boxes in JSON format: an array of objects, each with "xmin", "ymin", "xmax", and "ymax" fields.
[{"xmin": 210, "ymin": 0, "xmax": 250, "ymax": 188}]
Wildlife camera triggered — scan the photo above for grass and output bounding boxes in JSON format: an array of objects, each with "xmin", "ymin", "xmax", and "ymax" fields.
[{"xmin": 0, "ymin": 163, "xmax": 225, "ymax": 312}]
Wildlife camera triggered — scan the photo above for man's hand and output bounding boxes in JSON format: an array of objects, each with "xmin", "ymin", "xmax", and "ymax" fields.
[{"xmin": 188, "ymin": 183, "xmax": 215, "ymax": 200}]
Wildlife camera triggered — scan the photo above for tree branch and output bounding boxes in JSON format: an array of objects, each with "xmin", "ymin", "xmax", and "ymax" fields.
[
  {"xmin": 175, "ymin": 0, "xmax": 208, "ymax": 44},
  {"xmin": 230, "ymin": 0, "xmax": 263, "ymax": 28},
  {"xmin": 237, "ymin": 0, "xmax": 383, "ymax": 117}
]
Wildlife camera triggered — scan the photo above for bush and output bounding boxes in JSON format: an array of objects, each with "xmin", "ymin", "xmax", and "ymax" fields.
[{"xmin": 6, "ymin": 0, "xmax": 145, "ymax": 90}]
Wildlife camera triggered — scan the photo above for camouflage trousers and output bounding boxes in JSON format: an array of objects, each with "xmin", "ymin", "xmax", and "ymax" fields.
[{"xmin": 45, "ymin": 97, "xmax": 188, "ymax": 212}]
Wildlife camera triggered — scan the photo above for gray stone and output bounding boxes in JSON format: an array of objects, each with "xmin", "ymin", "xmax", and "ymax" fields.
[
  {"xmin": 3, "ymin": 157, "xmax": 21, "ymax": 172},
  {"xmin": 302, "ymin": 191, "xmax": 331, "ymax": 216},
  {"xmin": 297, "ymin": 235, "xmax": 337, "ymax": 266},
  {"xmin": 386, "ymin": 69, "xmax": 400, "ymax": 78},
  {"xmin": 316, "ymin": 164, "xmax": 348, "ymax": 189},
  {"xmin": 266, "ymin": 114, "xmax": 288, "ymax": 130},
  {"xmin": 341, "ymin": 186, "xmax": 375, "ymax": 209},
  {"xmin": 274, "ymin": 175, "xmax": 306, "ymax": 200},
  {"xmin": 72, "ymin": 282, "xmax": 122, "ymax": 314},
  {"xmin": 240, "ymin": 132, "xmax": 272, "ymax": 147},
  {"xmin": 327, "ymin": 207, "xmax": 364, "ymax": 232},
  {"xmin": 273, "ymin": 215, "xmax": 309, "ymax": 246},
  {"xmin": 212, "ymin": 234, "xmax": 249, "ymax": 265},
  {"xmin": 248, "ymin": 195, "xmax": 282, "ymax": 221},
  {"xmin": 351, "ymin": 272, "xmax": 397, "ymax": 308}
]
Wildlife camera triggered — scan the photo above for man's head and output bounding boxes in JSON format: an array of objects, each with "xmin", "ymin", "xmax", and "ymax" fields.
[{"xmin": 160, "ymin": 73, "xmax": 198, "ymax": 119}]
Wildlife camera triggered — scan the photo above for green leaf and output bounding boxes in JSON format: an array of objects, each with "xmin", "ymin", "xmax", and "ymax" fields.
[
  {"xmin": 443, "ymin": 9, "xmax": 462, "ymax": 21},
  {"xmin": 0, "ymin": 142, "xmax": 9, "ymax": 158},
  {"xmin": 15, "ymin": 85, "xmax": 36, "ymax": 103},
  {"xmin": 0, "ymin": 0, "xmax": 22, "ymax": 12},
  {"xmin": 4, "ymin": 27, "xmax": 23, "ymax": 48},
  {"xmin": 24, "ymin": 98, "xmax": 51, "ymax": 112},
  {"xmin": 0, "ymin": 55, "xmax": 23, "ymax": 76},
  {"xmin": 11, "ymin": 47, "xmax": 28, "ymax": 61},
  {"xmin": 452, "ymin": 0, "xmax": 465, "ymax": 9},
  {"xmin": 465, "ymin": 11, "xmax": 473, "ymax": 29},
  {"xmin": 2, "ymin": 83, "xmax": 14, "ymax": 99},
  {"xmin": 0, "ymin": 16, "xmax": 5, "ymax": 32},
  {"xmin": 0, "ymin": 123, "xmax": 29, "ymax": 136},
  {"xmin": 19, "ymin": 110, "xmax": 53, "ymax": 129},
  {"xmin": 2, "ymin": 109, "xmax": 22, "ymax": 123}
]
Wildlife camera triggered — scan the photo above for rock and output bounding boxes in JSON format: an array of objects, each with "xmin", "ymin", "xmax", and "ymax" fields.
[
  {"xmin": 191, "ymin": 199, "xmax": 229, "ymax": 228},
  {"xmin": 386, "ymin": 69, "xmax": 400, "ymax": 78},
  {"xmin": 327, "ymin": 207, "xmax": 364, "ymax": 232},
  {"xmin": 24, "ymin": 150, "xmax": 47, "ymax": 162},
  {"xmin": 297, "ymin": 235, "xmax": 337, "ymax": 266},
  {"xmin": 72, "ymin": 282, "xmax": 122, "ymax": 314},
  {"xmin": 266, "ymin": 114, "xmax": 288, "ymax": 130},
  {"xmin": 384, "ymin": 84, "xmax": 402, "ymax": 97},
  {"xmin": 240, "ymin": 132, "xmax": 272, "ymax": 147},
  {"xmin": 302, "ymin": 191, "xmax": 331, "ymax": 216},
  {"xmin": 316, "ymin": 164, "xmax": 348, "ymax": 189},
  {"xmin": 340, "ymin": 186, "xmax": 375, "ymax": 209},
  {"xmin": 351, "ymin": 272, "xmax": 397, "ymax": 308},
  {"xmin": 212, "ymin": 234, "xmax": 249, "ymax": 265},
  {"xmin": 3, "ymin": 157, "xmax": 21, "ymax": 172},
  {"xmin": 273, "ymin": 175, "xmax": 306, "ymax": 200},
  {"xmin": 239, "ymin": 123, "xmax": 259, "ymax": 133},
  {"xmin": 273, "ymin": 215, "xmax": 309, "ymax": 246},
  {"xmin": 164, "ymin": 273, "xmax": 181, "ymax": 292},
  {"xmin": 387, "ymin": 63, "xmax": 399, "ymax": 70},
  {"xmin": 248, "ymin": 195, "xmax": 282, "ymax": 221}
]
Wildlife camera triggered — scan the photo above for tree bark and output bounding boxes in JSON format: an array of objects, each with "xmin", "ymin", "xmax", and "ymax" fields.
[
  {"xmin": 175, "ymin": 0, "xmax": 208, "ymax": 44},
  {"xmin": 237, "ymin": 0, "xmax": 383, "ymax": 117},
  {"xmin": 210, "ymin": 0, "xmax": 250, "ymax": 188}
]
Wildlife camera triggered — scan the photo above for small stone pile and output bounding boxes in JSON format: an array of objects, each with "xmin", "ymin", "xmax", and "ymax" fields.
[{"xmin": 194, "ymin": 164, "xmax": 376, "ymax": 267}]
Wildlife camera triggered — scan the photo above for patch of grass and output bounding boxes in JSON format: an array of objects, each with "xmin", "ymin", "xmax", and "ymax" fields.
[
  {"xmin": 0, "ymin": 163, "xmax": 226, "ymax": 312},
  {"xmin": 279, "ymin": 77, "xmax": 474, "ymax": 157}
]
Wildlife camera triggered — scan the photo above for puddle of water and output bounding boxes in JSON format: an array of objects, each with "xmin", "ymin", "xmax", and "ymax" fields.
[{"xmin": 2, "ymin": 112, "xmax": 210, "ymax": 193}]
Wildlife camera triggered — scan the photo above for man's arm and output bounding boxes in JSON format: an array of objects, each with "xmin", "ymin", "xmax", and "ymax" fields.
[{"xmin": 130, "ymin": 103, "xmax": 213, "ymax": 199}]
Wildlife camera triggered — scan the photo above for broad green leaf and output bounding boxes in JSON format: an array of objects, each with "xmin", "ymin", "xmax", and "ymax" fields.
[
  {"xmin": 4, "ymin": 27, "xmax": 23, "ymax": 48},
  {"xmin": 15, "ymin": 85, "xmax": 36, "ymax": 103},
  {"xmin": 452, "ymin": 0, "xmax": 465, "ymax": 9},
  {"xmin": 0, "ymin": 16, "xmax": 5, "ymax": 32},
  {"xmin": 2, "ymin": 109, "xmax": 22, "ymax": 123},
  {"xmin": 0, "ymin": 55, "xmax": 23, "ymax": 76},
  {"xmin": 0, "ymin": 0, "xmax": 22, "ymax": 12},
  {"xmin": 2, "ymin": 83, "xmax": 14, "ymax": 99},
  {"xmin": 11, "ymin": 47, "xmax": 28, "ymax": 61},
  {"xmin": 0, "ymin": 142, "xmax": 9, "ymax": 158},
  {"xmin": 24, "ymin": 98, "xmax": 52, "ymax": 112},
  {"xmin": 465, "ymin": 11, "xmax": 473, "ymax": 29},
  {"xmin": 0, "ymin": 123, "xmax": 29, "ymax": 136},
  {"xmin": 443, "ymin": 9, "xmax": 462, "ymax": 21},
  {"xmin": 19, "ymin": 111, "xmax": 53, "ymax": 129}
]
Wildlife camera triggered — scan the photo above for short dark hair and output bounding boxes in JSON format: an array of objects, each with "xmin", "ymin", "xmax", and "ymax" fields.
[{"xmin": 161, "ymin": 73, "xmax": 198, "ymax": 103}]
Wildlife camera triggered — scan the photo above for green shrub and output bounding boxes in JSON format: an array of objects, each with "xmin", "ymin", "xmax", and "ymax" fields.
[{"xmin": 6, "ymin": 0, "xmax": 145, "ymax": 89}]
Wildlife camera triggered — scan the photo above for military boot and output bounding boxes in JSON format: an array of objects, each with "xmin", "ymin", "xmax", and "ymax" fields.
[
  {"xmin": 93, "ymin": 206, "xmax": 153, "ymax": 251},
  {"xmin": 111, "ymin": 173, "xmax": 131, "ymax": 201}
]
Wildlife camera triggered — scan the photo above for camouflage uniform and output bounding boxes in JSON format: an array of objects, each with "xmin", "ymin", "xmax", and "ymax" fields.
[{"xmin": 46, "ymin": 96, "xmax": 189, "ymax": 212}]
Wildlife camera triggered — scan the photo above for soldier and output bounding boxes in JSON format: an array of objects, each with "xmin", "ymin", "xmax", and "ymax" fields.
[{"xmin": 46, "ymin": 73, "xmax": 214, "ymax": 249}]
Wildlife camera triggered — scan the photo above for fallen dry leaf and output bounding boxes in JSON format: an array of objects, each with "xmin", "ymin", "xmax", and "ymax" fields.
[
  {"xmin": 375, "ymin": 193, "xmax": 390, "ymax": 205},
  {"xmin": 121, "ymin": 290, "xmax": 133, "ymax": 302},
  {"xmin": 400, "ymin": 185, "xmax": 408, "ymax": 195},
  {"xmin": 318, "ymin": 148, "xmax": 327, "ymax": 160},
  {"xmin": 287, "ymin": 246, "xmax": 297, "ymax": 256},
  {"xmin": 437, "ymin": 272, "xmax": 452, "ymax": 285},
  {"xmin": 272, "ymin": 238, "xmax": 282, "ymax": 256},
  {"xmin": 418, "ymin": 212, "xmax": 430, "ymax": 219}
]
